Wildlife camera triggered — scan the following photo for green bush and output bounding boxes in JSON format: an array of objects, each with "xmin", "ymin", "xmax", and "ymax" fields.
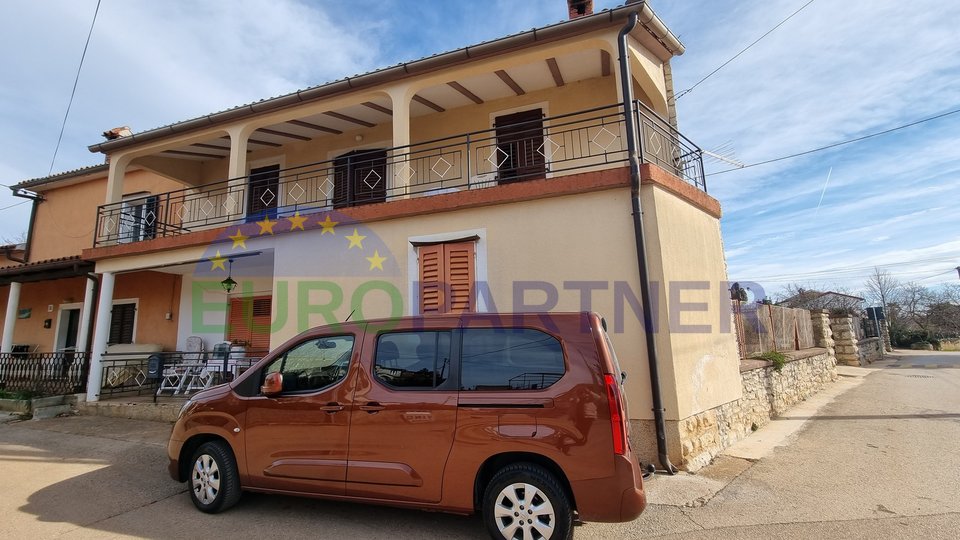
[
  {"xmin": 0, "ymin": 389, "xmax": 35, "ymax": 400},
  {"xmin": 752, "ymin": 351, "xmax": 788, "ymax": 372}
]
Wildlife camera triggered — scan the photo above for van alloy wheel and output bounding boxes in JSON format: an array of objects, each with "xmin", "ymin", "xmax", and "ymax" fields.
[
  {"xmin": 482, "ymin": 463, "xmax": 572, "ymax": 540},
  {"xmin": 192, "ymin": 453, "xmax": 222, "ymax": 505},
  {"xmin": 187, "ymin": 440, "xmax": 242, "ymax": 513},
  {"xmin": 494, "ymin": 482, "xmax": 556, "ymax": 539}
]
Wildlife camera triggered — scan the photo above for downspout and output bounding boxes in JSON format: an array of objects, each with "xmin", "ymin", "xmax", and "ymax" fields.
[
  {"xmin": 618, "ymin": 7, "xmax": 678, "ymax": 474},
  {"xmin": 8, "ymin": 188, "xmax": 44, "ymax": 263}
]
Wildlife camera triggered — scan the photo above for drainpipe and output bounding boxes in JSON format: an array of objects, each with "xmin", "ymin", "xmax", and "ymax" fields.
[
  {"xmin": 618, "ymin": 7, "xmax": 678, "ymax": 475},
  {"xmin": 8, "ymin": 188, "xmax": 44, "ymax": 263}
]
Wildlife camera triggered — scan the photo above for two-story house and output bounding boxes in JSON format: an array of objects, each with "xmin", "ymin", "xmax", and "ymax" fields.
[{"xmin": 1, "ymin": 0, "xmax": 741, "ymax": 471}]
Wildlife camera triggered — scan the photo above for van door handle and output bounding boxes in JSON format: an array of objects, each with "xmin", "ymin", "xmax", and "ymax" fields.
[
  {"xmin": 320, "ymin": 402, "xmax": 344, "ymax": 413},
  {"xmin": 360, "ymin": 402, "xmax": 385, "ymax": 413}
]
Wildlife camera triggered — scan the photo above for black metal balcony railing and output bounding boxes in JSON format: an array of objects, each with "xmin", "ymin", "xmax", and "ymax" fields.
[
  {"xmin": 99, "ymin": 350, "xmax": 261, "ymax": 399},
  {"xmin": 0, "ymin": 352, "xmax": 90, "ymax": 396},
  {"xmin": 94, "ymin": 101, "xmax": 704, "ymax": 246}
]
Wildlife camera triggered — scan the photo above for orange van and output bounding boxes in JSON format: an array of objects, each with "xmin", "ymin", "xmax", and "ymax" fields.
[{"xmin": 168, "ymin": 312, "xmax": 645, "ymax": 539}]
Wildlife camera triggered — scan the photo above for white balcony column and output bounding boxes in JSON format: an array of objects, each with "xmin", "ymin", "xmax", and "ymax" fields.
[
  {"xmin": 226, "ymin": 125, "xmax": 254, "ymax": 217},
  {"xmin": 85, "ymin": 271, "xmax": 115, "ymax": 401},
  {"xmin": 1, "ymin": 281, "xmax": 22, "ymax": 353},
  {"xmin": 388, "ymin": 86, "xmax": 413, "ymax": 196},
  {"xmin": 104, "ymin": 154, "xmax": 133, "ymax": 205},
  {"xmin": 75, "ymin": 275, "xmax": 97, "ymax": 354}
]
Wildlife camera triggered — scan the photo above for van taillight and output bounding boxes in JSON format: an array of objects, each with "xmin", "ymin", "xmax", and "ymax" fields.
[{"xmin": 604, "ymin": 373, "xmax": 627, "ymax": 455}]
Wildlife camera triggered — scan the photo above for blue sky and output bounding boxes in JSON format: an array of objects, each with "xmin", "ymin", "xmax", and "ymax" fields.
[{"xmin": 1, "ymin": 0, "xmax": 958, "ymax": 296}]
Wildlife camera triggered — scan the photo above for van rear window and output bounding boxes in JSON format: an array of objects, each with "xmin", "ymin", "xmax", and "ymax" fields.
[{"xmin": 460, "ymin": 328, "xmax": 564, "ymax": 391}]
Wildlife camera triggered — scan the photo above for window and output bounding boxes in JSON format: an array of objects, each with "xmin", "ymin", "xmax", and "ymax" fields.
[
  {"xmin": 227, "ymin": 296, "xmax": 272, "ymax": 352},
  {"xmin": 119, "ymin": 195, "xmax": 158, "ymax": 243},
  {"xmin": 108, "ymin": 303, "xmax": 136, "ymax": 344},
  {"xmin": 247, "ymin": 164, "xmax": 280, "ymax": 219},
  {"xmin": 494, "ymin": 108, "xmax": 546, "ymax": 183},
  {"xmin": 333, "ymin": 149, "xmax": 387, "ymax": 207},
  {"xmin": 419, "ymin": 241, "xmax": 475, "ymax": 314},
  {"xmin": 374, "ymin": 331, "xmax": 452, "ymax": 389},
  {"xmin": 263, "ymin": 335, "xmax": 354, "ymax": 393},
  {"xmin": 460, "ymin": 328, "xmax": 565, "ymax": 391}
]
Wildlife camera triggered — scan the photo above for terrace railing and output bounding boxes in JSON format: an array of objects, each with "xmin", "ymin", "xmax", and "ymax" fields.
[
  {"xmin": 99, "ymin": 350, "xmax": 261, "ymax": 399},
  {"xmin": 0, "ymin": 352, "xmax": 89, "ymax": 396},
  {"xmin": 94, "ymin": 101, "xmax": 704, "ymax": 246}
]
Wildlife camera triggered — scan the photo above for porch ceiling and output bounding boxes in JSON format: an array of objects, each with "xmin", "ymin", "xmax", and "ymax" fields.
[{"xmin": 154, "ymin": 48, "xmax": 610, "ymax": 161}]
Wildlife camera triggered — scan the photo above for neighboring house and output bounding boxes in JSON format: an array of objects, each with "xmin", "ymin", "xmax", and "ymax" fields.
[
  {"xmin": 0, "ymin": 166, "xmax": 185, "ymax": 369},
  {"xmin": 778, "ymin": 289, "xmax": 865, "ymax": 313},
  {"xmin": 1, "ymin": 1, "xmax": 743, "ymax": 470}
]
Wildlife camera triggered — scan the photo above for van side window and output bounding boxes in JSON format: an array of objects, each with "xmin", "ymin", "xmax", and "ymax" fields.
[
  {"xmin": 460, "ymin": 328, "xmax": 564, "ymax": 391},
  {"xmin": 263, "ymin": 335, "xmax": 354, "ymax": 393},
  {"xmin": 374, "ymin": 331, "xmax": 452, "ymax": 389}
]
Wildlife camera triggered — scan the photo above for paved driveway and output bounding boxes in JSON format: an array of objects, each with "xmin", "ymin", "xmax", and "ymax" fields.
[{"xmin": 1, "ymin": 350, "xmax": 959, "ymax": 539}]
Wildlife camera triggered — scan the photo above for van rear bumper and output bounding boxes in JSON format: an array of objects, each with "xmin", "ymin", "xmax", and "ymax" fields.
[{"xmin": 569, "ymin": 454, "xmax": 646, "ymax": 522}]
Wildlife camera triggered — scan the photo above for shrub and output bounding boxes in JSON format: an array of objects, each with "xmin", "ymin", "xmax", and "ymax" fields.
[{"xmin": 752, "ymin": 351, "xmax": 788, "ymax": 372}]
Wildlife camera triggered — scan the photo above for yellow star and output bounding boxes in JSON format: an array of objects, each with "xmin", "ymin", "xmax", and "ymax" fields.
[
  {"xmin": 257, "ymin": 217, "xmax": 277, "ymax": 235},
  {"xmin": 209, "ymin": 250, "xmax": 227, "ymax": 272},
  {"xmin": 346, "ymin": 228, "xmax": 366, "ymax": 250},
  {"xmin": 318, "ymin": 215, "xmax": 338, "ymax": 235},
  {"xmin": 287, "ymin": 211, "xmax": 308, "ymax": 231},
  {"xmin": 366, "ymin": 250, "xmax": 387, "ymax": 271},
  {"xmin": 228, "ymin": 229, "xmax": 248, "ymax": 249}
]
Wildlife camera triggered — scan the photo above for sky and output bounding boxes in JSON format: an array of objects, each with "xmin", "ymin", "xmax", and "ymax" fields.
[{"xmin": 1, "ymin": 0, "xmax": 958, "ymax": 298}]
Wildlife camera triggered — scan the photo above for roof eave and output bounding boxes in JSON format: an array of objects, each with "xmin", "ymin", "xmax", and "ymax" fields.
[{"xmin": 86, "ymin": 2, "xmax": 683, "ymax": 155}]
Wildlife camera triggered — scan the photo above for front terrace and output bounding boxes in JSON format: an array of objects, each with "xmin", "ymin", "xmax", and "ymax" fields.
[
  {"xmin": 93, "ymin": 100, "xmax": 703, "ymax": 246},
  {"xmin": 87, "ymin": 25, "xmax": 701, "ymax": 247}
]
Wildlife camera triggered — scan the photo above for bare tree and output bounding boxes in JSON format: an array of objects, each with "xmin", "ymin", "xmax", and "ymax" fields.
[{"xmin": 864, "ymin": 267, "xmax": 902, "ymax": 313}]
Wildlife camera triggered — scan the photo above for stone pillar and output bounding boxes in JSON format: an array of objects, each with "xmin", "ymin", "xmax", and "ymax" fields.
[
  {"xmin": 85, "ymin": 272, "xmax": 115, "ymax": 401},
  {"xmin": 810, "ymin": 309, "xmax": 835, "ymax": 359},
  {"xmin": 880, "ymin": 320, "xmax": 893, "ymax": 352},
  {"xmin": 1, "ymin": 281, "xmax": 22, "ymax": 353},
  {"xmin": 829, "ymin": 314, "xmax": 861, "ymax": 366}
]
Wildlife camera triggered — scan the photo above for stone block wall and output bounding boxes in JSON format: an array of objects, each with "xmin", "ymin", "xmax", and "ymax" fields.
[{"xmin": 671, "ymin": 348, "xmax": 837, "ymax": 471}]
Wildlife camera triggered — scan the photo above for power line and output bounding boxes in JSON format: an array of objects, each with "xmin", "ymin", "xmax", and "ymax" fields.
[
  {"xmin": 0, "ymin": 200, "xmax": 30, "ymax": 212},
  {"xmin": 708, "ymin": 106, "xmax": 960, "ymax": 177},
  {"xmin": 735, "ymin": 255, "xmax": 960, "ymax": 281},
  {"xmin": 49, "ymin": 0, "xmax": 102, "ymax": 175},
  {"xmin": 675, "ymin": 0, "xmax": 816, "ymax": 100}
]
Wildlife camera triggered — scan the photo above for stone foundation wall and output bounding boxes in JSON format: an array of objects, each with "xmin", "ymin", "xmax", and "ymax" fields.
[{"xmin": 672, "ymin": 348, "xmax": 837, "ymax": 471}]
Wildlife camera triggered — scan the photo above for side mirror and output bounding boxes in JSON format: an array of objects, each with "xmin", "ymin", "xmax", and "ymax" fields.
[{"xmin": 261, "ymin": 372, "xmax": 283, "ymax": 397}]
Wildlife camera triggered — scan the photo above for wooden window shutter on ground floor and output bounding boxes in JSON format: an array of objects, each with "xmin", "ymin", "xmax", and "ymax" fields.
[
  {"xmin": 418, "ymin": 241, "xmax": 476, "ymax": 314},
  {"xmin": 228, "ymin": 296, "xmax": 272, "ymax": 352}
]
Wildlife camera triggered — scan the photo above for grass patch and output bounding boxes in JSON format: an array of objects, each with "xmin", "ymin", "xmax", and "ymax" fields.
[
  {"xmin": 0, "ymin": 389, "xmax": 36, "ymax": 401},
  {"xmin": 752, "ymin": 351, "xmax": 788, "ymax": 372}
]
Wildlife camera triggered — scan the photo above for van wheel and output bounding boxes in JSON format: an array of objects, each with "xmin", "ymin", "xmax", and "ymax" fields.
[
  {"xmin": 482, "ymin": 463, "xmax": 572, "ymax": 540},
  {"xmin": 189, "ymin": 441, "xmax": 241, "ymax": 513}
]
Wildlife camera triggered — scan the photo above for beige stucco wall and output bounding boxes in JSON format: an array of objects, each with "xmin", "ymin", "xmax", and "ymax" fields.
[
  {"xmin": 29, "ymin": 169, "xmax": 184, "ymax": 262},
  {"xmin": 640, "ymin": 184, "xmax": 741, "ymax": 420},
  {"xmin": 0, "ymin": 270, "xmax": 180, "ymax": 352}
]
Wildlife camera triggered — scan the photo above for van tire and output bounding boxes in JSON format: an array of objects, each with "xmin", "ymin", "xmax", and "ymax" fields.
[
  {"xmin": 188, "ymin": 441, "xmax": 242, "ymax": 513},
  {"xmin": 482, "ymin": 462, "xmax": 573, "ymax": 540}
]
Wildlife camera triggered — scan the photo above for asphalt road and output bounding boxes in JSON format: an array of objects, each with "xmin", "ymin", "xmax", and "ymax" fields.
[{"xmin": 1, "ymin": 350, "xmax": 959, "ymax": 539}]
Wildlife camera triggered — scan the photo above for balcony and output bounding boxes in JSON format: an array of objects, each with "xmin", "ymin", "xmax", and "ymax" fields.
[{"xmin": 93, "ymin": 101, "xmax": 704, "ymax": 246}]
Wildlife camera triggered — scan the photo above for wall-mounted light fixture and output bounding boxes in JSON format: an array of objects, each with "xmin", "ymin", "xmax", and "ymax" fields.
[{"xmin": 221, "ymin": 259, "xmax": 237, "ymax": 293}]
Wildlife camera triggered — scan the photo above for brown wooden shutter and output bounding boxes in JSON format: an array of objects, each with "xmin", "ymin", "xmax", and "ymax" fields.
[
  {"xmin": 419, "ymin": 244, "xmax": 444, "ymax": 314},
  {"xmin": 494, "ymin": 108, "xmax": 545, "ymax": 183},
  {"xmin": 445, "ymin": 241, "xmax": 475, "ymax": 313},
  {"xmin": 228, "ymin": 296, "xmax": 272, "ymax": 352},
  {"xmin": 418, "ymin": 241, "xmax": 475, "ymax": 314}
]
